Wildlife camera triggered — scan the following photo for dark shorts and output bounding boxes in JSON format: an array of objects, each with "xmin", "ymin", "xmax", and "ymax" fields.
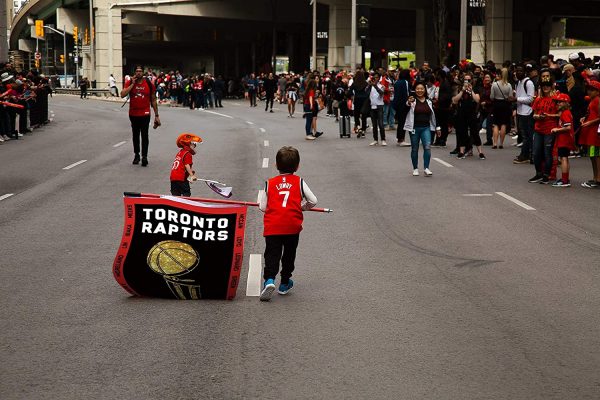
[
  {"xmin": 557, "ymin": 147, "xmax": 570, "ymax": 158},
  {"xmin": 170, "ymin": 180, "xmax": 191, "ymax": 197}
]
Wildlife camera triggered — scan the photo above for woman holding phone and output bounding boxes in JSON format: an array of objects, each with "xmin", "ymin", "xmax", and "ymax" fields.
[{"xmin": 404, "ymin": 82, "xmax": 440, "ymax": 176}]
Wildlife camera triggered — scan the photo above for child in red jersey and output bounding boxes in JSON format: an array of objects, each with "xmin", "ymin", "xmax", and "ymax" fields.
[
  {"xmin": 258, "ymin": 146, "xmax": 318, "ymax": 301},
  {"xmin": 551, "ymin": 94, "xmax": 575, "ymax": 187},
  {"xmin": 170, "ymin": 133, "xmax": 201, "ymax": 196}
]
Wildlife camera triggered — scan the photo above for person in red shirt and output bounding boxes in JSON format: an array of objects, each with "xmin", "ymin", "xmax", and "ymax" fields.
[
  {"xmin": 170, "ymin": 133, "xmax": 201, "ymax": 196},
  {"xmin": 579, "ymin": 80, "xmax": 600, "ymax": 188},
  {"xmin": 551, "ymin": 94, "xmax": 575, "ymax": 187},
  {"xmin": 258, "ymin": 146, "xmax": 318, "ymax": 301},
  {"xmin": 120, "ymin": 65, "xmax": 161, "ymax": 167},
  {"xmin": 528, "ymin": 78, "xmax": 558, "ymax": 184}
]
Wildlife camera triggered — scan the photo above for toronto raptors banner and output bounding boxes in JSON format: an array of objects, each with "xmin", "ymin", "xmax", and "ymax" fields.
[{"xmin": 113, "ymin": 194, "xmax": 247, "ymax": 300}]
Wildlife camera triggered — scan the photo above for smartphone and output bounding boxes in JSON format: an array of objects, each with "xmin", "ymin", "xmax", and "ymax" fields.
[{"xmin": 409, "ymin": 90, "xmax": 416, "ymax": 98}]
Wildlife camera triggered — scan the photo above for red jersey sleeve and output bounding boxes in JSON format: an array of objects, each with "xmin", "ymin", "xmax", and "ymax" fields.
[{"xmin": 182, "ymin": 152, "xmax": 193, "ymax": 167}]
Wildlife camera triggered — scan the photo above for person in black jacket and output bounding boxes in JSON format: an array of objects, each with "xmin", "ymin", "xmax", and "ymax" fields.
[
  {"xmin": 264, "ymin": 73, "xmax": 277, "ymax": 112},
  {"xmin": 214, "ymin": 75, "xmax": 225, "ymax": 108},
  {"xmin": 392, "ymin": 69, "xmax": 411, "ymax": 145},
  {"xmin": 433, "ymin": 70, "xmax": 453, "ymax": 147}
]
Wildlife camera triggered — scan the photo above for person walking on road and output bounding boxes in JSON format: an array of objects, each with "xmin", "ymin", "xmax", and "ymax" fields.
[
  {"xmin": 79, "ymin": 77, "xmax": 89, "ymax": 99},
  {"xmin": 368, "ymin": 71, "xmax": 386, "ymax": 146},
  {"xmin": 258, "ymin": 146, "xmax": 318, "ymax": 301},
  {"xmin": 120, "ymin": 65, "xmax": 161, "ymax": 167},
  {"xmin": 404, "ymin": 82, "xmax": 440, "ymax": 176},
  {"xmin": 264, "ymin": 73, "xmax": 277, "ymax": 113},
  {"xmin": 246, "ymin": 73, "xmax": 258, "ymax": 107},
  {"xmin": 490, "ymin": 68, "xmax": 515, "ymax": 148},
  {"xmin": 109, "ymin": 74, "xmax": 118, "ymax": 97}
]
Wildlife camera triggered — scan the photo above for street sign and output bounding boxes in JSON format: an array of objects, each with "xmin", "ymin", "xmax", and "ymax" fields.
[{"xmin": 34, "ymin": 52, "xmax": 41, "ymax": 60}]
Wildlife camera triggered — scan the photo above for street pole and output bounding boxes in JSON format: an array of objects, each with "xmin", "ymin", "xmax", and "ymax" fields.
[
  {"xmin": 312, "ymin": 0, "xmax": 316, "ymax": 71},
  {"xmin": 63, "ymin": 25, "xmax": 67, "ymax": 88},
  {"xmin": 351, "ymin": 0, "xmax": 356, "ymax": 71},
  {"xmin": 459, "ymin": 0, "xmax": 467, "ymax": 60},
  {"xmin": 89, "ymin": 0, "xmax": 95, "ymax": 84}
]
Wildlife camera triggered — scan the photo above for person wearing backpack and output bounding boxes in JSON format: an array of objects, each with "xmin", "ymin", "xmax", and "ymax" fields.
[
  {"xmin": 121, "ymin": 65, "xmax": 161, "ymax": 167},
  {"xmin": 513, "ymin": 64, "xmax": 536, "ymax": 164}
]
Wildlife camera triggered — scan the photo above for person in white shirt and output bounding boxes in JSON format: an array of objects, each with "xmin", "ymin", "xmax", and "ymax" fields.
[
  {"xmin": 368, "ymin": 72, "xmax": 386, "ymax": 146},
  {"xmin": 513, "ymin": 65, "xmax": 535, "ymax": 163},
  {"xmin": 109, "ymin": 74, "xmax": 118, "ymax": 97}
]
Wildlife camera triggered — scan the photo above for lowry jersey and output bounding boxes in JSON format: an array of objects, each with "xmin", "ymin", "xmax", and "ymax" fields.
[
  {"xmin": 126, "ymin": 78, "xmax": 154, "ymax": 117},
  {"xmin": 170, "ymin": 148, "xmax": 193, "ymax": 182},
  {"xmin": 263, "ymin": 174, "xmax": 304, "ymax": 236}
]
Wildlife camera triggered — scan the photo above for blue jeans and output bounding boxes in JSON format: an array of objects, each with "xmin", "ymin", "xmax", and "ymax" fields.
[
  {"xmin": 532, "ymin": 132, "xmax": 555, "ymax": 177},
  {"xmin": 383, "ymin": 103, "xmax": 395, "ymax": 127},
  {"xmin": 410, "ymin": 126, "xmax": 432, "ymax": 169},
  {"xmin": 517, "ymin": 114, "xmax": 534, "ymax": 160},
  {"xmin": 303, "ymin": 104, "xmax": 313, "ymax": 136}
]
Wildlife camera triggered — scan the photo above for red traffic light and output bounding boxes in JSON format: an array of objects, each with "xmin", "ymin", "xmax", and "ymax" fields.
[
  {"xmin": 447, "ymin": 41, "xmax": 453, "ymax": 49},
  {"xmin": 380, "ymin": 48, "xmax": 386, "ymax": 53}
]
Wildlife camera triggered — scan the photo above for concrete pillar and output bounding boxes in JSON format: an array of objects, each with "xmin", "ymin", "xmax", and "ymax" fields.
[
  {"xmin": 485, "ymin": 0, "xmax": 512, "ymax": 64},
  {"xmin": 415, "ymin": 8, "xmax": 435, "ymax": 66},
  {"xmin": 94, "ymin": 2, "xmax": 122, "ymax": 89},
  {"xmin": 327, "ymin": 4, "xmax": 351, "ymax": 70}
]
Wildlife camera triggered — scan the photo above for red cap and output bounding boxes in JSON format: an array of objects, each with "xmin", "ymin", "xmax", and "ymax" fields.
[
  {"xmin": 553, "ymin": 93, "xmax": 570, "ymax": 103},
  {"xmin": 587, "ymin": 80, "xmax": 600, "ymax": 91}
]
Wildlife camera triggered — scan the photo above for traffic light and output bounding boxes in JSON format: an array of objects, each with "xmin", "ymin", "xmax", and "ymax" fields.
[
  {"xmin": 35, "ymin": 59, "xmax": 40, "ymax": 68},
  {"xmin": 73, "ymin": 26, "xmax": 78, "ymax": 42},
  {"xmin": 84, "ymin": 28, "xmax": 89, "ymax": 45},
  {"xmin": 35, "ymin": 20, "xmax": 44, "ymax": 37},
  {"xmin": 59, "ymin": 54, "xmax": 65, "ymax": 64}
]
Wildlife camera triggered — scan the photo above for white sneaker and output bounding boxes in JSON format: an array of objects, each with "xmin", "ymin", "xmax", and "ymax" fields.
[
  {"xmin": 399, "ymin": 141, "xmax": 411, "ymax": 147},
  {"xmin": 381, "ymin": 140, "xmax": 387, "ymax": 146},
  {"xmin": 413, "ymin": 169, "xmax": 419, "ymax": 176},
  {"xmin": 305, "ymin": 135, "xmax": 316, "ymax": 140},
  {"xmin": 369, "ymin": 141, "xmax": 379, "ymax": 146},
  {"xmin": 424, "ymin": 168, "xmax": 433, "ymax": 177}
]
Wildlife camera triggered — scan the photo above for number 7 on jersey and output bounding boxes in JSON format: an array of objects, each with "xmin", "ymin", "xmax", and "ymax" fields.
[{"xmin": 279, "ymin": 191, "xmax": 290, "ymax": 207}]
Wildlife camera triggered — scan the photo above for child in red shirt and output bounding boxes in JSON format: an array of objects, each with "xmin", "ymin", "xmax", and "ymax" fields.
[
  {"xmin": 258, "ymin": 146, "xmax": 318, "ymax": 301},
  {"xmin": 551, "ymin": 94, "xmax": 575, "ymax": 187},
  {"xmin": 170, "ymin": 133, "xmax": 201, "ymax": 196}
]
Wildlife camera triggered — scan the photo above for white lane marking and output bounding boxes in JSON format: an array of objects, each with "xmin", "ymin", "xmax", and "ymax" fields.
[
  {"xmin": 203, "ymin": 110, "xmax": 234, "ymax": 119},
  {"xmin": 433, "ymin": 158, "xmax": 454, "ymax": 168},
  {"xmin": 246, "ymin": 254, "xmax": 263, "ymax": 296},
  {"xmin": 0, "ymin": 193, "xmax": 15, "ymax": 201},
  {"xmin": 264, "ymin": 140, "xmax": 269, "ymax": 147},
  {"xmin": 259, "ymin": 128, "xmax": 266, "ymax": 133},
  {"xmin": 462, "ymin": 194, "xmax": 493, "ymax": 197},
  {"xmin": 113, "ymin": 141, "xmax": 126, "ymax": 147},
  {"xmin": 262, "ymin": 158, "xmax": 269, "ymax": 168},
  {"xmin": 246, "ymin": 121, "xmax": 254, "ymax": 125},
  {"xmin": 62, "ymin": 160, "xmax": 87, "ymax": 170},
  {"xmin": 495, "ymin": 192, "xmax": 536, "ymax": 211},
  {"xmin": 257, "ymin": 190, "xmax": 264, "ymax": 203}
]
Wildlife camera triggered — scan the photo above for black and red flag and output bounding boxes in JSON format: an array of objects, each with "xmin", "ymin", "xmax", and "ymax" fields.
[{"xmin": 113, "ymin": 193, "xmax": 247, "ymax": 300}]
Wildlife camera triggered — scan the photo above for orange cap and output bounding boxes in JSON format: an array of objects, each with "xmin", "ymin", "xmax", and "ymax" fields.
[{"xmin": 176, "ymin": 133, "xmax": 202, "ymax": 148}]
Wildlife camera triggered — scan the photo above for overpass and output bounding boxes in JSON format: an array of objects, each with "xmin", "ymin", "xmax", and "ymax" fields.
[{"xmin": 8, "ymin": 0, "xmax": 600, "ymax": 88}]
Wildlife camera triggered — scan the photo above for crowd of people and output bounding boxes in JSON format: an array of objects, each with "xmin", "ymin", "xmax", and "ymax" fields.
[
  {"xmin": 238, "ymin": 52, "xmax": 600, "ymax": 187},
  {"xmin": 124, "ymin": 69, "xmax": 230, "ymax": 110},
  {"xmin": 0, "ymin": 63, "xmax": 52, "ymax": 145}
]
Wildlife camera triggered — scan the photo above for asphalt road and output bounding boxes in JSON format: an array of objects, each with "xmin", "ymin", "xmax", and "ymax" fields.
[{"xmin": 1, "ymin": 95, "xmax": 599, "ymax": 399}]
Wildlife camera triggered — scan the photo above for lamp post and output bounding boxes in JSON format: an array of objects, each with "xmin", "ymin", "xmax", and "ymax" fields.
[
  {"xmin": 351, "ymin": 0, "xmax": 356, "ymax": 71},
  {"xmin": 310, "ymin": 0, "xmax": 316, "ymax": 71},
  {"xmin": 459, "ymin": 0, "xmax": 467, "ymax": 60},
  {"xmin": 44, "ymin": 25, "xmax": 67, "ymax": 88}
]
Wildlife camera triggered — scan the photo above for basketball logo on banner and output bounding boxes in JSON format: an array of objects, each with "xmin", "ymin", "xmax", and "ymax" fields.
[{"xmin": 113, "ymin": 194, "xmax": 247, "ymax": 300}]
